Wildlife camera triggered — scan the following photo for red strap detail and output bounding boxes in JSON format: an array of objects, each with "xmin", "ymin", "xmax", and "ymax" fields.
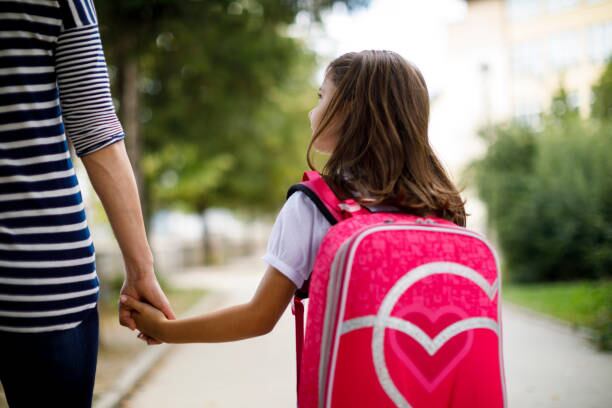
[
  {"xmin": 302, "ymin": 170, "xmax": 319, "ymax": 182},
  {"xmin": 292, "ymin": 296, "xmax": 305, "ymax": 398},
  {"xmin": 302, "ymin": 172, "xmax": 343, "ymax": 221},
  {"xmin": 301, "ymin": 171, "xmax": 369, "ymax": 220}
]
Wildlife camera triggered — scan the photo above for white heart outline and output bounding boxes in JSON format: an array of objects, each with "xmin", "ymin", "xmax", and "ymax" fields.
[
  {"xmin": 338, "ymin": 262, "xmax": 499, "ymax": 408},
  {"xmin": 341, "ymin": 315, "xmax": 498, "ymax": 357}
]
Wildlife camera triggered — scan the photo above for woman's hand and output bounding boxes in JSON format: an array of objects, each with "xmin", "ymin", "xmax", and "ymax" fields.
[
  {"xmin": 119, "ymin": 271, "xmax": 175, "ymax": 345},
  {"xmin": 120, "ymin": 295, "xmax": 169, "ymax": 343}
]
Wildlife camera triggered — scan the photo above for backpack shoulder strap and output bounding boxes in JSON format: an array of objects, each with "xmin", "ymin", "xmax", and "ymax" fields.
[
  {"xmin": 287, "ymin": 171, "xmax": 342, "ymax": 226},
  {"xmin": 285, "ymin": 172, "xmax": 336, "ymax": 300},
  {"xmin": 287, "ymin": 171, "xmax": 362, "ymax": 397}
]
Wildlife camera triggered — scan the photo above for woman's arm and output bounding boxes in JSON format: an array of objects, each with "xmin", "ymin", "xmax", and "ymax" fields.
[
  {"xmin": 55, "ymin": 0, "xmax": 174, "ymax": 335},
  {"xmin": 82, "ymin": 141, "xmax": 175, "ymax": 332},
  {"xmin": 121, "ymin": 266, "xmax": 296, "ymax": 343}
]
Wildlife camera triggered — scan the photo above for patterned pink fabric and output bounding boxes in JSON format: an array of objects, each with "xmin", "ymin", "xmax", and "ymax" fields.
[{"xmin": 298, "ymin": 213, "xmax": 506, "ymax": 408}]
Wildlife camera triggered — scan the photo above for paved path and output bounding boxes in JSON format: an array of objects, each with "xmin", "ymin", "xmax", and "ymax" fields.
[
  {"xmin": 123, "ymin": 258, "xmax": 612, "ymax": 407},
  {"xmin": 502, "ymin": 304, "xmax": 612, "ymax": 407},
  {"xmin": 122, "ymin": 258, "xmax": 296, "ymax": 408}
]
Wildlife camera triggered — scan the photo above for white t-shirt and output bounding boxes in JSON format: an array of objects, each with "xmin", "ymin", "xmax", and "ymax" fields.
[{"xmin": 263, "ymin": 191, "xmax": 332, "ymax": 288}]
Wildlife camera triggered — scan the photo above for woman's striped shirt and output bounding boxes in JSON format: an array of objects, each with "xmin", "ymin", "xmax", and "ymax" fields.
[{"xmin": 0, "ymin": 0, "xmax": 124, "ymax": 333}]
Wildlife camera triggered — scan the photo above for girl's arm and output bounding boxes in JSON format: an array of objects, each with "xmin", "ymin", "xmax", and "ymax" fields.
[{"xmin": 121, "ymin": 266, "xmax": 297, "ymax": 343}]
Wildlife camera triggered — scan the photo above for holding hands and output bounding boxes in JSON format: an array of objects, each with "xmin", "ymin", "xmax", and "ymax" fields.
[
  {"xmin": 120, "ymin": 293, "xmax": 170, "ymax": 343},
  {"xmin": 119, "ymin": 266, "xmax": 299, "ymax": 345}
]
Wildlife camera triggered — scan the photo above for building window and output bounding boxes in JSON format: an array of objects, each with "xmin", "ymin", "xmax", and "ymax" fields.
[
  {"xmin": 512, "ymin": 42, "xmax": 545, "ymax": 76},
  {"xmin": 546, "ymin": 0, "xmax": 578, "ymax": 13},
  {"xmin": 508, "ymin": 0, "xmax": 541, "ymax": 20},
  {"xmin": 588, "ymin": 22, "xmax": 612, "ymax": 63},
  {"xmin": 549, "ymin": 30, "xmax": 581, "ymax": 69}
]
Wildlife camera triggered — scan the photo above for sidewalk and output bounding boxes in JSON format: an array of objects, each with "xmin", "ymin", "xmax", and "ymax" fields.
[
  {"xmin": 502, "ymin": 303, "xmax": 612, "ymax": 407},
  {"xmin": 121, "ymin": 258, "xmax": 612, "ymax": 408},
  {"xmin": 121, "ymin": 258, "xmax": 295, "ymax": 408}
]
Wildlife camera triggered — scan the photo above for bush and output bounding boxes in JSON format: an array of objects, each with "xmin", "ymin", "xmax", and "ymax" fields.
[
  {"xmin": 591, "ymin": 57, "xmax": 612, "ymax": 120},
  {"xmin": 470, "ymin": 108, "xmax": 612, "ymax": 283}
]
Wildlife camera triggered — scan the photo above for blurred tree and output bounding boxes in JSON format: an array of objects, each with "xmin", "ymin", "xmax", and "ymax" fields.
[
  {"xmin": 469, "ymin": 85, "xmax": 612, "ymax": 283},
  {"xmin": 548, "ymin": 87, "xmax": 580, "ymax": 122},
  {"xmin": 96, "ymin": 0, "xmax": 369, "ymax": 221},
  {"xmin": 140, "ymin": 18, "xmax": 319, "ymax": 215},
  {"xmin": 591, "ymin": 58, "xmax": 612, "ymax": 119}
]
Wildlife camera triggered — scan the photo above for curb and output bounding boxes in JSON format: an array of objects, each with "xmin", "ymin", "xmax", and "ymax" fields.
[
  {"xmin": 94, "ymin": 343, "xmax": 170, "ymax": 408},
  {"xmin": 94, "ymin": 293, "xmax": 223, "ymax": 408}
]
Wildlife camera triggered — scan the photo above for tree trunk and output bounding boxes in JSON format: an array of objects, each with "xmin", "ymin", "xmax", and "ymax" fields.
[
  {"xmin": 201, "ymin": 208, "xmax": 220, "ymax": 265},
  {"xmin": 119, "ymin": 59, "xmax": 148, "ymax": 221}
]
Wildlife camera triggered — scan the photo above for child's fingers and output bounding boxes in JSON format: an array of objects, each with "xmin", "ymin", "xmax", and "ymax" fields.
[
  {"xmin": 120, "ymin": 295, "xmax": 144, "ymax": 312},
  {"xmin": 146, "ymin": 338, "xmax": 160, "ymax": 346},
  {"xmin": 119, "ymin": 306, "xmax": 136, "ymax": 331},
  {"xmin": 136, "ymin": 331, "xmax": 161, "ymax": 345}
]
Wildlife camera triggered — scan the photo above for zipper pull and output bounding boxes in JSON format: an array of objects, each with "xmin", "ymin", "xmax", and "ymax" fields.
[{"xmin": 415, "ymin": 218, "xmax": 436, "ymax": 225}]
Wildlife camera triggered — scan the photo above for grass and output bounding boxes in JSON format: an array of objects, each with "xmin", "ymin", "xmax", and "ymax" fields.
[{"xmin": 504, "ymin": 279, "xmax": 612, "ymax": 350}]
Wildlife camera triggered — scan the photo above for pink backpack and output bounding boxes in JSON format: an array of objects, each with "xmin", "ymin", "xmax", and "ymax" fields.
[{"xmin": 289, "ymin": 171, "xmax": 506, "ymax": 408}]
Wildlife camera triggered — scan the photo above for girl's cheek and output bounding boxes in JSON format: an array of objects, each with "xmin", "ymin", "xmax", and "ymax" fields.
[{"xmin": 310, "ymin": 107, "xmax": 320, "ymax": 128}]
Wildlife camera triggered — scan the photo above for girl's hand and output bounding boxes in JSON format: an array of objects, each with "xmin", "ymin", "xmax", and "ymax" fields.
[{"xmin": 120, "ymin": 295, "xmax": 168, "ymax": 343}]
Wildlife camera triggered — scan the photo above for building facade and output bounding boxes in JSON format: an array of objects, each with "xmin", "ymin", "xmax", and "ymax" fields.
[{"xmin": 429, "ymin": 0, "xmax": 611, "ymax": 231}]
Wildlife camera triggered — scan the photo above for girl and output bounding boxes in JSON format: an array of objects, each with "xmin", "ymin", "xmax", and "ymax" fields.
[{"xmin": 121, "ymin": 50, "xmax": 465, "ymax": 347}]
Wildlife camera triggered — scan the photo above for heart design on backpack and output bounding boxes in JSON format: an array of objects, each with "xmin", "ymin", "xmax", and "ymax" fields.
[
  {"xmin": 387, "ymin": 304, "xmax": 475, "ymax": 393},
  {"xmin": 338, "ymin": 262, "xmax": 500, "ymax": 407}
]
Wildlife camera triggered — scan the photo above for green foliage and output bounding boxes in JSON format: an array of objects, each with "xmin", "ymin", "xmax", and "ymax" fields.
[
  {"xmin": 142, "ymin": 144, "xmax": 236, "ymax": 212},
  {"xmin": 548, "ymin": 87, "xmax": 579, "ymax": 121},
  {"xmin": 143, "ymin": 41, "xmax": 319, "ymax": 213},
  {"xmin": 96, "ymin": 0, "xmax": 368, "ymax": 215},
  {"xmin": 469, "ymin": 87, "xmax": 612, "ymax": 283},
  {"xmin": 591, "ymin": 58, "xmax": 612, "ymax": 119}
]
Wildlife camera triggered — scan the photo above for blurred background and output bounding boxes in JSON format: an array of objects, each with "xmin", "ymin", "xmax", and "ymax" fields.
[{"xmin": 2, "ymin": 0, "xmax": 611, "ymax": 407}]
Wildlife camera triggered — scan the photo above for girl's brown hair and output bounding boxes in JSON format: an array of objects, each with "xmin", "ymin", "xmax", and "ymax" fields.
[{"xmin": 308, "ymin": 50, "xmax": 466, "ymax": 226}]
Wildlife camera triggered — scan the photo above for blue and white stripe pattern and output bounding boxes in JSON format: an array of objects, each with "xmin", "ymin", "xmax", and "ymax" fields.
[{"xmin": 0, "ymin": 0, "xmax": 124, "ymax": 333}]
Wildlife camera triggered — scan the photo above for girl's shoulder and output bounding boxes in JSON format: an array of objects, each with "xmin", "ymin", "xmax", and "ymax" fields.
[
  {"xmin": 278, "ymin": 191, "xmax": 331, "ymax": 230},
  {"xmin": 264, "ymin": 191, "xmax": 332, "ymax": 289}
]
